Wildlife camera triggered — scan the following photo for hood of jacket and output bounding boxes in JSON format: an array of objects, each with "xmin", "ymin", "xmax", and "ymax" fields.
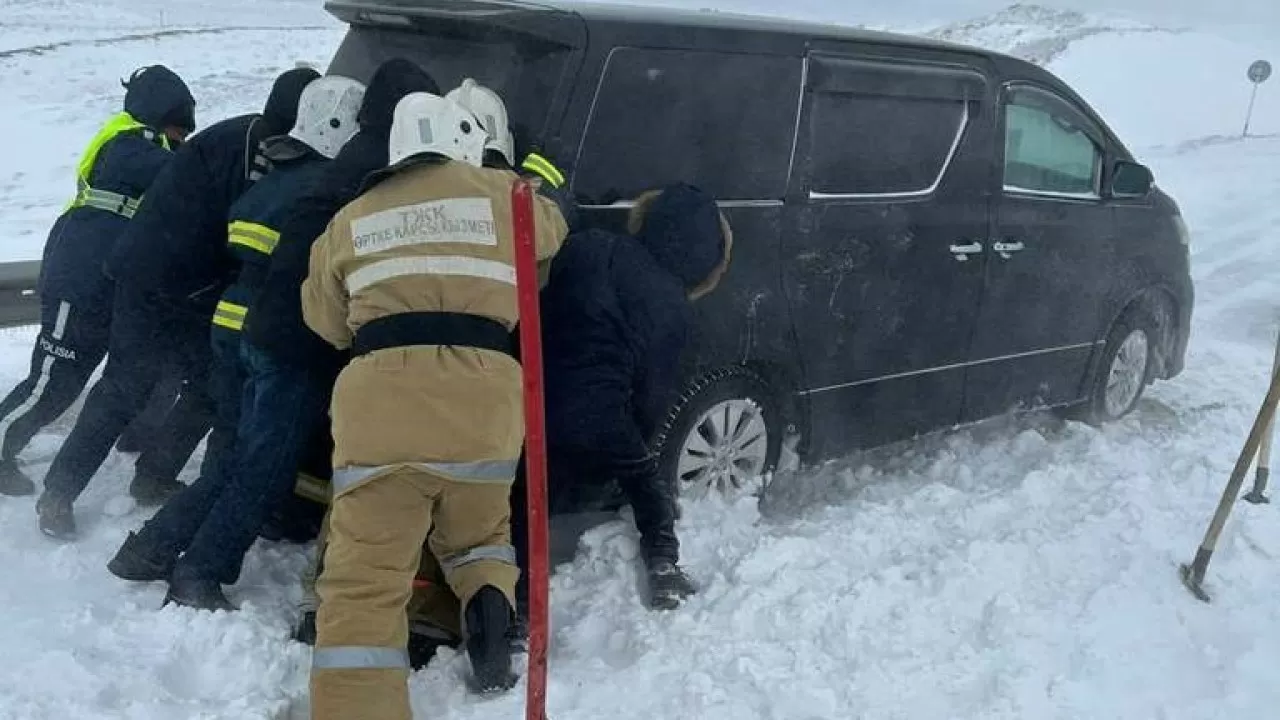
[
  {"xmin": 260, "ymin": 67, "xmax": 322, "ymax": 137},
  {"xmin": 627, "ymin": 183, "xmax": 732, "ymax": 301},
  {"xmin": 123, "ymin": 64, "xmax": 196, "ymax": 131},
  {"xmin": 356, "ymin": 57, "xmax": 440, "ymax": 137}
]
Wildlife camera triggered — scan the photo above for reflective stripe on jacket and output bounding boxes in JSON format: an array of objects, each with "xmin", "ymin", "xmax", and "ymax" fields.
[{"xmin": 66, "ymin": 112, "xmax": 170, "ymax": 218}]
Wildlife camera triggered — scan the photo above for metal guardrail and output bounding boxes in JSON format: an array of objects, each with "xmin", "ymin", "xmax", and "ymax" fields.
[{"xmin": 0, "ymin": 261, "xmax": 42, "ymax": 329}]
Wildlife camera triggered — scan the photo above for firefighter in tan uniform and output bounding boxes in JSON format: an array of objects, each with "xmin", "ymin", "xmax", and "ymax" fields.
[{"xmin": 301, "ymin": 91, "xmax": 568, "ymax": 718}]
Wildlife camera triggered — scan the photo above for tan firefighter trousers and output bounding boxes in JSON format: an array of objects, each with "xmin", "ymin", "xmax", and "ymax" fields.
[
  {"xmin": 310, "ymin": 465, "xmax": 518, "ymax": 720},
  {"xmin": 302, "ymin": 509, "xmax": 462, "ymax": 638}
]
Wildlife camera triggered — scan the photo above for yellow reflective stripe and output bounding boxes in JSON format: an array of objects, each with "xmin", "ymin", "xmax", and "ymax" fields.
[
  {"xmin": 521, "ymin": 153, "xmax": 565, "ymax": 188},
  {"xmin": 227, "ymin": 220, "xmax": 280, "ymax": 255},
  {"xmin": 211, "ymin": 300, "xmax": 248, "ymax": 331}
]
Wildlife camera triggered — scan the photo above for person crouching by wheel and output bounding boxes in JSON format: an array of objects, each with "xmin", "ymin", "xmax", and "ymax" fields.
[
  {"xmin": 301, "ymin": 91, "xmax": 568, "ymax": 717},
  {"xmin": 512, "ymin": 183, "xmax": 733, "ymax": 616}
]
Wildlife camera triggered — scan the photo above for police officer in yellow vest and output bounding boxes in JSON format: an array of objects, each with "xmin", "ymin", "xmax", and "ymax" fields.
[
  {"xmin": 0, "ymin": 65, "xmax": 195, "ymax": 497},
  {"xmin": 302, "ymin": 90, "xmax": 568, "ymax": 717}
]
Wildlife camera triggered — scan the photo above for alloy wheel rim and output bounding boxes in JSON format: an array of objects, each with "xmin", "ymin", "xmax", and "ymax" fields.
[
  {"xmin": 677, "ymin": 398, "xmax": 769, "ymax": 493},
  {"xmin": 1105, "ymin": 329, "xmax": 1149, "ymax": 418}
]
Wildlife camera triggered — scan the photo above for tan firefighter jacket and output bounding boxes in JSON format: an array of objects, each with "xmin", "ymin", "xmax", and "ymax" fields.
[{"xmin": 301, "ymin": 157, "xmax": 568, "ymax": 491}]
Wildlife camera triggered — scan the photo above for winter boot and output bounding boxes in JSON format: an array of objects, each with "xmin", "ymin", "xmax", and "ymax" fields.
[
  {"xmin": 129, "ymin": 473, "xmax": 184, "ymax": 507},
  {"xmin": 646, "ymin": 560, "xmax": 697, "ymax": 610},
  {"xmin": 408, "ymin": 619, "xmax": 461, "ymax": 670},
  {"xmin": 464, "ymin": 586, "xmax": 518, "ymax": 694},
  {"xmin": 293, "ymin": 610, "xmax": 317, "ymax": 645},
  {"xmin": 0, "ymin": 458, "xmax": 35, "ymax": 497},
  {"xmin": 107, "ymin": 532, "xmax": 176, "ymax": 582},
  {"xmin": 506, "ymin": 613, "xmax": 529, "ymax": 653},
  {"xmin": 164, "ymin": 566, "xmax": 235, "ymax": 612},
  {"xmin": 36, "ymin": 492, "xmax": 76, "ymax": 541}
]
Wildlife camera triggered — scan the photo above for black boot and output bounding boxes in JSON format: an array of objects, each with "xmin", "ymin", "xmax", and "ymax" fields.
[
  {"xmin": 646, "ymin": 560, "xmax": 697, "ymax": 610},
  {"xmin": 163, "ymin": 566, "xmax": 235, "ymax": 612},
  {"xmin": 36, "ymin": 492, "xmax": 76, "ymax": 541},
  {"xmin": 107, "ymin": 532, "xmax": 176, "ymax": 582},
  {"xmin": 129, "ymin": 474, "xmax": 184, "ymax": 507},
  {"xmin": 464, "ymin": 586, "xmax": 517, "ymax": 694},
  {"xmin": 506, "ymin": 613, "xmax": 529, "ymax": 653},
  {"xmin": 0, "ymin": 458, "xmax": 35, "ymax": 497},
  {"xmin": 293, "ymin": 610, "xmax": 317, "ymax": 645},
  {"xmin": 408, "ymin": 619, "xmax": 461, "ymax": 670}
]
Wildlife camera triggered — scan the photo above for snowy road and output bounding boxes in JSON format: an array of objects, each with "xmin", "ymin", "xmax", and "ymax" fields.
[{"xmin": 2, "ymin": 1, "xmax": 1280, "ymax": 719}]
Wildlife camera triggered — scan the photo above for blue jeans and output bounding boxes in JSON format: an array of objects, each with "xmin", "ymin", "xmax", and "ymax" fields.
[{"xmin": 172, "ymin": 340, "xmax": 331, "ymax": 584}]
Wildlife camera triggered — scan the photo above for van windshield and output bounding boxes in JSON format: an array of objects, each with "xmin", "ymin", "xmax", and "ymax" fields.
[{"xmin": 327, "ymin": 23, "xmax": 573, "ymax": 153}]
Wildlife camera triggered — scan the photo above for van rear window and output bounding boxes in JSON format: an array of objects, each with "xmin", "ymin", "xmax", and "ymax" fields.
[{"xmin": 327, "ymin": 24, "xmax": 572, "ymax": 151}]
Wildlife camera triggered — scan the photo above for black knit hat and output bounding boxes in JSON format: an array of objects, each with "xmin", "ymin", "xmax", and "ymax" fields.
[
  {"xmin": 357, "ymin": 58, "xmax": 440, "ymax": 135},
  {"xmin": 123, "ymin": 65, "xmax": 196, "ymax": 131},
  {"xmin": 261, "ymin": 67, "xmax": 322, "ymax": 136}
]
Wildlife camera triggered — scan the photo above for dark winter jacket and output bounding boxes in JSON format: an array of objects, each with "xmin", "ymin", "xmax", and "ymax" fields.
[
  {"xmin": 38, "ymin": 66, "xmax": 194, "ymax": 306},
  {"xmin": 106, "ymin": 67, "xmax": 319, "ymax": 318},
  {"xmin": 244, "ymin": 58, "xmax": 439, "ymax": 367},
  {"xmin": 211, "ymin": 137, "xmax": 330, "ymax": 343},
  {"xmin": 541, "ymin": 183, "xmax": 731, "ymax": 460}
]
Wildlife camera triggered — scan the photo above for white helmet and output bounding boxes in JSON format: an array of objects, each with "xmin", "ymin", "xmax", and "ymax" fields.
[
  {"xmin": 288, "ymin": 75, "xmax": 366, "ymax": 159},
  {"xmin": 446, "ymin": 78, "xmax": 514, "ymax": 166},
  {"xmin": 387, "ymin": 92, "xmax": 485, "ymax": 167}
]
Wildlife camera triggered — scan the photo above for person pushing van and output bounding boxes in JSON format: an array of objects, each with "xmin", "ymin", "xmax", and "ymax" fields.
[{"xmin": 302, "ymin": 89, "xmax": 568, "ymax": 717}]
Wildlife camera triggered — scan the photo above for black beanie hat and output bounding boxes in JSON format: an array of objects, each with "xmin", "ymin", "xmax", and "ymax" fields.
[
  {"xmin": 357, "ymin": 58, "xmax": 441, "ymax": 135},
  {"xmin": 123, "ymin": 65, "xmax": 197, "ymax": 131},
  {"xmin": 261, "ymin": 66, "xmax": 322, "ymax": 136}
]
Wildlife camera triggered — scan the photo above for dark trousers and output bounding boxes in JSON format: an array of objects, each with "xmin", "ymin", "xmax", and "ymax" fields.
[
  {"xmin": 511, "ymin": 445, "xmax": 680, "ymax": 612},
  {"xmin": 118, "ymin": 368, "xmax": 183, "ymax": 451},
  {"xmin": 0, "ymin": 298, "xmax": 109, "ymax": 462},
  {"xmin": 130, "ymin": 376, "xmax": 215, "ymax": 484},
  {"xmin": 136, "ymin": 336, "xmax": 330, "ymax": 583},
  {"xmin": 42, "ymin": 285, "xmax": 211, "ymax": 504}
]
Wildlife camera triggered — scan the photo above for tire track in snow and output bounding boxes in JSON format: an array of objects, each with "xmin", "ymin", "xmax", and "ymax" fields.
[{"xmin": 0, "ymin": 24, "xmax": 329, "ymax": 59}]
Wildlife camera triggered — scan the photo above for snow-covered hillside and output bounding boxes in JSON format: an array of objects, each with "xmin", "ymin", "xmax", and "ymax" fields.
[
  {"xmin": 930, "ymin": 4, "xmax": 1280, "ymax": 147},
  {"xmin": 1, "ymin": 2, "xmax": 1280, "ymax": 719}
]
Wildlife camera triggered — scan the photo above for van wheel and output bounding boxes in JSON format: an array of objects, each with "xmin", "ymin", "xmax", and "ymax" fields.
[
  {"xmin": 652, "ymin": 368, "xmax": 783, "ymax": 500},
  {"xmin": 1079, "ymin": 307, "xmax": 1157, "ymax": 424}
]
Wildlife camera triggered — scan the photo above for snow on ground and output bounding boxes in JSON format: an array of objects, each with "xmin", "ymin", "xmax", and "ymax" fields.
[{"xmin": 2, "ymin": 1, "xmax": 1280, "ymax": 719}]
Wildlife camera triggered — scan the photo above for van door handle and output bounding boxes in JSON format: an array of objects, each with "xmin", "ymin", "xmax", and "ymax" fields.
[
  {"xmin": 993, "ymin": 240, "xmax": 1025, "ymax": 259},
  {"xmin": 949, "ymin": 241, "xmax": 983, "ymax": 262}
]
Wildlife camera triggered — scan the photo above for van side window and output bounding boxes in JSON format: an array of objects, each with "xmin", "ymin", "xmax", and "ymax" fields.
[
  {"xmin": 809, "ymin": 95, "xmax": 967, "ymax": 196},
  {"xmin": 572, "ymin": 48, "xmax": 801, "ymax": 204},
  {"xmin": 804, "ymin": 56, "xmax": 982, "ymax": 198},
  {"xmin": 1002, "ymin": 87, "xmax": 1103, "ymax": 198}
]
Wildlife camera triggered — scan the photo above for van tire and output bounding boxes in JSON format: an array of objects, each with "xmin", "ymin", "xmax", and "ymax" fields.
[
  {"xmin": 1077, "ymin": 305, "xmax": 1158, "ymax": 425},
  {"xmin": 651, "ymin": 368, "xmax": 783, "ymax": 501}
]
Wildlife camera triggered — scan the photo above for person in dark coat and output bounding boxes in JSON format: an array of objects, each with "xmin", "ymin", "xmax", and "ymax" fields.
[
  {"xmin": 34, "ymin": 67, "xmax": 320, "ymax": 540},
  {"xmin": 0, "ymin": 65, "xmax": 194, "ymax": 498},
  {"xmin": 107, "ymin": 75, "xmax": 368, "ymax": 611},
  {"xmin": 513, "ymin": 183, "xmax": 733, "ymax": 612}
]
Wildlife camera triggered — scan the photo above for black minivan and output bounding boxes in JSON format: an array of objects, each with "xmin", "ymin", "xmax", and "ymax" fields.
[{"xmin": 318, "ymin": 0, "xmax": 1194, "ymax": 499}]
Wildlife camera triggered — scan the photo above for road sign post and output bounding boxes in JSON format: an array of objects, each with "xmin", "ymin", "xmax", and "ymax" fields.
[{"xmin": 1243, "ymin": 59, "xmax": 1271, "ymax": 138}]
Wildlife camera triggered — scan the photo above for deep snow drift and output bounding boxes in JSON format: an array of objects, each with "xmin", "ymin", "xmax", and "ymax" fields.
[{"xmin": 2, "ymin": 2, "xmax": 1280, "ymax": 719}]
